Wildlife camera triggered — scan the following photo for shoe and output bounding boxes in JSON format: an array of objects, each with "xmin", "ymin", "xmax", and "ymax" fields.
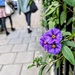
[
  {"xmin": 11, "ymin": 28, "xmax": 16, "ymax": 31},
  {"xmin": 28, "ymin": 28, "xmax": 32, "ymax": 33},
  {"xmin": 6, "ymin": 31, "xmax": 10, "ymax": 36}
]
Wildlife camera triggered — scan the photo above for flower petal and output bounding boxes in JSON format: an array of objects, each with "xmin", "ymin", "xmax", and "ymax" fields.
[
  {"xmin": 56, "ymin": 33, "xmax": 62, "ymax": 41},
  {"xmin": 48, "ymin": 48, "xmax": 55, "ymax": 54},
  {"xmin": 53, "ymin": 28, "xmax": 61, "ymax": 35},
  {"xmin": 45, "ymin": 29, "xmax": 53, "ymax": 36}
]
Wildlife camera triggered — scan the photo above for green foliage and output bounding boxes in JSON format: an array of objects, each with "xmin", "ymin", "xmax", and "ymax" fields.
[
  {"xmin": 68, "ymin": 33, "xmax": 75, "ymax": 40},
  {"xmin": 38, "ymin": 65, "xmax": 46, "ymax": 75},
  {"xmin": 41, "ymin": 19, "xmax": 47, "ymax": 27},
  {"xmin": 67, "ymin": 17, "xmax": 73, "ymax": 26},
  {"xmin": 62, "ymin": 45, "xmax": 75, "ymax": 65},
  {"xmin": 28, "ymin": 0, "xmax": 75, "ymax": 74},
  {"xmin": 45, "ymin": 1, "xmax": 60, "ymax": 17},
  {"xmin": 28, "ymin": 57, "xmax": 47, "ymax": 68},
  {"xmin": 60, "ymin": 11, "xmax": 66, "ymax": 25},
  {"xmin": 48, "ymin": 20, "xmax": 55, "ymax": 29},
  {"xmin": 63, "ymin": 41, "xmax": 75, "ymax": 47},
  {"xmin": 42, "ymin": 0, "xmax": 52, "ymax": 8},
  {"xmin": 46, "ymin": 63, "xmax": 54, "ymax": 73},
  {"xmin": 63, "ymin": 0, "xmax": 75, "ymax": 6},
  {"xmin": 55, "ymin": 60, "xmax": 62, "ymax": 70},
  {"xmin": 44, "ymin": 1, "xmax": 60, "ymax": 29},
  {"xmin": 61, "ymin": 31, "xmax": 71, "ymax": 36},
  {"xmin": 28, "ymin": 64, "xmax": 35, "ymax": 69}
]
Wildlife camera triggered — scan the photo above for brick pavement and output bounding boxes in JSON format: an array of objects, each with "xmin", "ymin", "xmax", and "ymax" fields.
[{"xmin": 0, "ymin": 1, "xmax": 54, "ymax": 75}]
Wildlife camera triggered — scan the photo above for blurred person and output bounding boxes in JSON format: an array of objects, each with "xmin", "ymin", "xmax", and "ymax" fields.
[
  {"xmin": 6, "ymin": 0, "xmax": 16, "ymax": 31},
  {"xmin": 0, "ymin": 0, "xmax": 10, "ymax": 35},
  {"xmin": 17, "ymin": 0, "xmax": 32, "ymax": 33},
  {"xmin": 6, "ymin": 16, "xmax": 16, "ymax": 31}
]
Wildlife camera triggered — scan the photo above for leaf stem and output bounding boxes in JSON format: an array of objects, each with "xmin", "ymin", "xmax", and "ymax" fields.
[{"xmin": 51, "ymin": 55, "xmax": 64, "ymax": 64}]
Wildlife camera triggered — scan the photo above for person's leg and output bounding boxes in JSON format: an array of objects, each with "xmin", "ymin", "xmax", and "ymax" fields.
[
  {"xmin": 2, "ymin": 17, "xmax": 10, "ymax": 35},
  {"xmin": 8, "ymin": 16, "xmax": 13, "ymax": 27},
  {"xmin": 8, "ymin": 16, "xmax": 15, "ymax": 31},
  {"xmin": 0, "ymin": 18, "xmax": 4, "ymax": 31},
  {"xmin": 25, "ymin": 12, "xmax": 31, "ymax": 26},
  {"xmin": 24, "ymin": 12, "xmax": 32, "ymax": 33}
]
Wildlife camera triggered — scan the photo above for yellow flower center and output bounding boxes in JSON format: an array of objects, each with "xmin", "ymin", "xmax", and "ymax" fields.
[
  {"xmin": 52, "ymin": 35, "xmax": 56, "ymax": 39},
  {"xmin": 44, "ymin": 42, "xmax": 47, "ymax": 44},
  {"xmin": 52, "ymin": 44, "xmax": 56, "ymax": 48}
]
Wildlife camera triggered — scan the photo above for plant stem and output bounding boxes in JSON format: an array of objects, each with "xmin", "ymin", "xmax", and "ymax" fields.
[{"xmin": 51, "ymin": 55, "xmax": 64, "ymax": 64}]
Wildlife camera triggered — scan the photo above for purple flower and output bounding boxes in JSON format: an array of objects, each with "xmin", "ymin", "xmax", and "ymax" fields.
[
  {"xmin": 40, "ymin": 28, "xmax": 62, "ymax": 55},
  {"xmin": 45, "ymin": 28, "xmax": 62, "ymax": 44},
  {"xmin": 40, "ymin": 34, "xmax": 62, "ymax": 55},
  {"xmin": 47, "ymin": 43, "xmax": 62, "ymax": 55},
  {"xmin": 40, "ymin": 34, "xmax": 50, "ymax": 50}
]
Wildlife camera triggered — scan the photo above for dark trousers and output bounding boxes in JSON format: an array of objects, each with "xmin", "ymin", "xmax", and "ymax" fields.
[
  {"xmin": 1, "ymin": 17, "xmax": 8, "ymax": 32},
  {"xmin": 7, "ymin": 16, "xmax": 13, "ymax": 28},
  {"xmin": 1, "ymin": 16, "xmax": 13, "ymax": 29},
  {"xmin": 24, "ymin": 12, "xmax": 31, "ymax": 26}
]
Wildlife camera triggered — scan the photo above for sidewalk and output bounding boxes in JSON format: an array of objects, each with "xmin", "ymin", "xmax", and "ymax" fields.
[{"xmin": 0, "ymin": 1, "xmax": 46, "ymax": 75}]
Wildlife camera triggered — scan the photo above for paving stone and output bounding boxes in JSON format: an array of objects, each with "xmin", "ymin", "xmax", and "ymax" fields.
[
  {"xmin": 31, "ymin": 28, "xmax": 43, "ymax": 33},
  {"xmin": 31, "ymin": 32, "xmax": 42, "ymax": 37},
  {"xmin": 31, "ymin": 28, "xmax": 37, "ymax": 32},
  {"xmin": 21, "ymin": 64, "xmax": 39, "ymax": 75},
  {"xmin": 34, "ymin": 50, "xmax": 45, "ymax": 58},
  {"xmin": 15, "ymin": 52, "xmax": 34, "ymax": 63},
  {"xmin": 13, "ymin": 29, "xmax": 27, "ymax": 33},
  {"xmin": 31, "ymin": 28, "xmax": 42, "ymax": 33},
  {"xmin": 36, "ymin": 37, "xmax": 40, "ymax": 42},
  {"xmin": 0, "ymin": 53, "xmax": 16, "ymax": 64},
  {"xmin": 0, "ymin": 2, "xmax": 51, "ymax": 75},
  {"xmin": 19, "ymin": 32, "xmax": 30, "ymax": 38},
  {"xmin": 0, "ymin": 39, "xmax": 10, "ymax": 46},
  {"xmin": 0, "ymin": 65, "xmax": 2, "ymax": 70},
  {"xmin": 28, "ymin": 43, "xmax": 43, "ymax": 51},
  {"xmin": 12, "ymin": 44, "xmax": 28, "ymax": 52},
  {"xmin": 0, "ymin": 64, "xmax": 21, "ymax": 75},
  {"xmin": 7, "ymin": 33, "xmax": 20, "ymax": 39},
  {"xmin": 0, "ymin": 34, "xmax": 7, "ymax": 40},
  {"xmin": 23, "ymin": 37, "xmax": 35, "ymax": 43},
  {"xmin": 0, "ymin": 45, "xmax": 13, "ymax": 53},
  {"xmin": 9, "ymin": 38, "xmax": 23, "ymax": 44},
  {"xmin": 36, "ymin": 27, "xmax": 43, "ymax": 33}
]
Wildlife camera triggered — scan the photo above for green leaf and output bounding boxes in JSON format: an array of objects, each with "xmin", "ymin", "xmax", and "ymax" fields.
[
  {"xmin": 63, "ymin": 0, "xmax": 75, "ymax": 6},
  {"xmin": 73, "ymin": 52, "xmax": 75, "ymax": 58},
  {"xmin": 44, "ymin": 53, "xmax": 51, "ymax": 61},
  {"xmin": 66, "ymin": 17, "xmax": 73, "ymax": 25},
  {"xmin": 55, "ymin": 60, "xmax": 61, "ymax": 69},
  {"xmin": 33, "ymin": 57, "xmax": 43, "ymax": 67},
  {"xmin": 45, "ymin": 7, "xmax": 56, "ymax": 17},
  {"xmin": 61, "ymin": 31, "xmax": 71, "ymax": 36},
  {"xmin": 45, "ymin": 5, "xmax": 53, "ymax": 13},
  {"xmin": 45, "ymin": 1, "xmax": 60, "ymax": 13},
  {"xmin": 60, "ymin": 11, "xmax": 66, "ymax": 25},
  {"xmin": 27, "ymin": 64, "xmax": 35, "ymax": 69},
  {"xmin": 68, "ymin": 33, "xmax": 75, "ymax": 40},
  {"xmin": 64, "ymin": 41, "xmax": 75, "ymax": 47},
  {"xmin": 46, "ymin": 63, "xmax": 54, "ymax": 73},
  {"xmin": 38, "ymin": 65, "xmax": 46, "ymax": 75},
  {"xmin": 41, "ymin": 19, "xmax": 47, "ymax": 27},
  {"xmin": 62, "ymin": 45, "xmax": 75, "ymax": 65},
  {"xmin": 48, "ymin": 21, "xmax": 55, "ymax": 29}
]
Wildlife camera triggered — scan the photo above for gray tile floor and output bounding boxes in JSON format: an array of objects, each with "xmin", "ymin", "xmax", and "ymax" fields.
[{"xmin": 0, "ymin": 1, "xmax": 49, "ymax": 75}]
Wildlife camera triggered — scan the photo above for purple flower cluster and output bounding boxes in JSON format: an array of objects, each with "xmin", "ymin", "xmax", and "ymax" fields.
[{"xmin": 40, "ymin": 28, "xmax": 62, "ymax": 55}]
